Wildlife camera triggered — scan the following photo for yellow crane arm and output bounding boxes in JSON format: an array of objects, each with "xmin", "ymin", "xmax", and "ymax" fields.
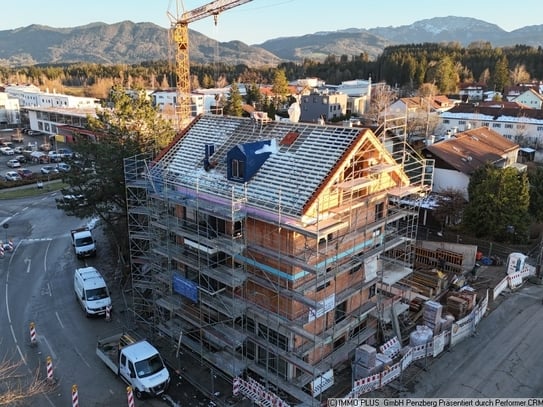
[{"xmin": 170, "ymin": 0, "xmax": 253, "ymax": 129}]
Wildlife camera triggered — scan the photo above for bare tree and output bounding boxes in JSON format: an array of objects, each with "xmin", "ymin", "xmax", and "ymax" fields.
[{"xmin": 0, "ymin": 357, "xmax": 53, "ymax": 406}]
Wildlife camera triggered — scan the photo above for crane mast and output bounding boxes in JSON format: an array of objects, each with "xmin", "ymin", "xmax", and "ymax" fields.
[{"xmin": 170, "ymin": 0, "xmax": 252, "ymax": 128}]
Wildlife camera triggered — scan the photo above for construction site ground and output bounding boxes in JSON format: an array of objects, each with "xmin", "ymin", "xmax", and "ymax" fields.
[{"xmin": 372, "ymin": 264, "xmax": 543, "ymax": 398}]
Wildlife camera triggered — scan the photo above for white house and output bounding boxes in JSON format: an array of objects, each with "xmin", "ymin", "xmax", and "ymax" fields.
[
  {"xmin": 422, "ymin": 127, "xmax": 521, "ymax": 200},
  {"xmin": 513, "ymin": 88, "xmax": 543, "ymax": 110},
  {"xmin": 438, "ymin": 101, "xmax": 543, "ymax": 148}
]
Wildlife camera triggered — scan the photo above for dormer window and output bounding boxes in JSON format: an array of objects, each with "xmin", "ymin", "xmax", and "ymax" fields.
[{"xmin": 231, "ymin": 159, "xmax": 245, "ymax": 180}]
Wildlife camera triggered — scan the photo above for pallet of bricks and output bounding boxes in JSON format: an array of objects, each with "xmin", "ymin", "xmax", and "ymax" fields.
[{"xmin": 445, "ymin": 288, "xmax": 477, "ymax": 319}]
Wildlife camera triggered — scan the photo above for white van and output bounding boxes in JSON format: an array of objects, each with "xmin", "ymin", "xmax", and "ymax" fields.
[{"xmin": 74, "ymin": 267, "xmax": 112, "ymax": 317}]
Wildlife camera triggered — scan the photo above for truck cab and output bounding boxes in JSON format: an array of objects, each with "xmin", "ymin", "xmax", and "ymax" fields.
[{"xmin": 96, "ymin": 333, "xmax": 170, "ymax": 399}]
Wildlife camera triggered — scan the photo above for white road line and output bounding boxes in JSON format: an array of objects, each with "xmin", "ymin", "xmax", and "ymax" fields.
[
  {"xmin": 74, "ymin": 346, "xmax": 92, "ymax": 368},
  {"xmin": 55, "ymin": 311, "xmax": 65, "ymax": 329}
]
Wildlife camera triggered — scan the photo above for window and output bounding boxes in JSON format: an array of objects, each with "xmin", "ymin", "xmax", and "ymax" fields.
[
  {"xmin": 482, "ymin": 122, "xmax": 489, "ymax": 127},
  {"xmin": 335, "ymin": 301, "xmax": 347, "ymax": 323},
  {"xmin": 458, "ymin": 120, "xmax": 466, "ymax": 125},
  {"xmin": 369, "ymin": 284, "xmax": 376, "ymax": 298},
  {"xmin": 316, "ymin": 281, "xmax": 330, "ymax": 292},
  {"xmin": 231, "ymin": 159, "xmax": 244, "ymax": 179},
  {"xmin": 492, "ymin": 123, "xmax": 501, "ymax": 128},
  {"xmin": 537, "ymin": 126, "xmax": 543, "ymax": 132},
  {"xmin": 443, "ymin": 119, "xmax": 450, "ymax": 124},
  {"xmin": 505, "ymin": 124, "xmax": 513, "ymax": 129}
]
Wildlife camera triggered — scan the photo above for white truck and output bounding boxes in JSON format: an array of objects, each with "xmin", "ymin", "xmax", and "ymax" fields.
[
  {"xmin": 96, "ymin": 333, "xmax": 170, "ymax": 399},
  {"xmin": 71, "ymin": 227, "xmax": 96, "ymax": 258}
]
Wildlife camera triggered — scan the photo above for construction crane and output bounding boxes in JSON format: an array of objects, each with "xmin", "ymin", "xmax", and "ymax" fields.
[{"xmin": 168, "ymin": 0, "xmax": 253, "ymax": 128}]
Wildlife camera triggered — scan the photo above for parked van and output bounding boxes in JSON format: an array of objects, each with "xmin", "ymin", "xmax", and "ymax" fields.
[{"xmin": 74, "ymin": 267, "xmax": 112, "ymax": 317}]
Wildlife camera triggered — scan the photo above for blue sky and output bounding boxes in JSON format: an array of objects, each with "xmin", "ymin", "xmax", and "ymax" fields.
[{"xmin": 3, "ymin": 0, "xmax": 540, "ymax": 45}]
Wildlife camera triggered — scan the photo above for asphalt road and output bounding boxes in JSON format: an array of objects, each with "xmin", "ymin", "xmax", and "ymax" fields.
[{"xmin": 0, "ymin": 191, "xmax": 213, "ymax": 406}]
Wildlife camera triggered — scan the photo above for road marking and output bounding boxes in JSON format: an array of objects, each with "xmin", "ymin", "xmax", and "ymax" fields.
[
  {"xmin": 24, "ymin": 257, "xmax": 31, "ymax": 273},
  {"xmin": 74, "ymin": 346, "xmax": 92, "ymax": 368},
  {"xmin": 55, "ymin": 311, "xmax": 65, "ymax": 329}
]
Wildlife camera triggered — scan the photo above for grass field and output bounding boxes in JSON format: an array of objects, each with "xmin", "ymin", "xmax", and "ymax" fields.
[{"xmin": 0, "ymin": 180, "xmax": 67, "ymax": 199}]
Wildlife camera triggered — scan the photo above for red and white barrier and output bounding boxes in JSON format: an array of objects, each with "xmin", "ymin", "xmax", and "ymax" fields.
[
  {"xmin": 72, "ymin": 384, "xmax": 79, "ymax": 407},
  {"xmin": 105, "ymin": 305, "xmax": 112, "ymax": 322},
  {"xmin": 0, "ymin": 244, "xmax": 3, "ymax": 258},
  {"xmin": 127, "ymin": 386, "xmax": 135, "ymax": 407},
  {"xmin": 46, "ymin": 356, "xmax": 53, "ymax": 383},
  {"xmin": 7, "ymin": 239, "xmax": 13, "ymax": 252},
  {"xmin": 29, "ymin": 322, "xmax": 37, "ymax": 345}
]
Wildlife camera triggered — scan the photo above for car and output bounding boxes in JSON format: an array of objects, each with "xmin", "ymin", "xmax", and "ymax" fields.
[
  {"xmin": 48, "ymin": 151, "xmax": 62, "ymax": 162},
  {"xmin": 4, "ymin": 171, "xmax": 22, "ymax": 181},
  {"xmin": 15, "ymin": 155, "xmax": 27, "ymax": 163},
  {"xmin": 56, "ymin": 162, "xmax": 71, "ymax": 173},
  {"xmin": 14, "ymin": 146, "xmax": 24, "ymax": 154},
  {"xmin": 6, "ymin": 159, "xmax": 21, "ymax": 168},
  {"xmin": 17, "ymin": 168, "xmax": 34, "ymax": 179},
  {"xmin": 0, "ymin": 146, "xmax": 14, "ymax": 155},
  {"xmin": 41, "ymin": 165, "xmax": 59, "ymax": 175},
  {"xmin": 56, "ymin": 148, "xmax": 74, "ymax": 159}
]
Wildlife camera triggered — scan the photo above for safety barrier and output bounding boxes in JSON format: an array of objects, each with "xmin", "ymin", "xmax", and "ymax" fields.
[
  {"xmin": 106, "ymin": 305, "xmax": 112, "ymax": 322},
  {"xmin": 380, "ymin": 336, "xmax": 400, "ymax": 358},
  {"xmin": 46, "ymin": 356, "xmax": 53, "ymax": 383},
  {"xmin": 72, "ymin": 384, "xmax": 79, "ymax": 407},
  {"xmin": 127, "ymin": 386, "xmax": 135, "ymax": 407},
  {"xmin": 29, "ymin": 322, "xmax": 37, "ymax": 346},
  {"xmin": 232, "ymin": 376, "xmax": 290, "ymax": 406}
]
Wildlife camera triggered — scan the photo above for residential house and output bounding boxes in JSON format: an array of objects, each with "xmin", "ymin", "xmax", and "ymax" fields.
[
  {"xmin": 124, "ymin": 114, "xmax": 430, "ymax": 404},
  {"xmin": 438, "ymin": 101, "xmax": 543, "ymax": 148},
  {"xmin": 513, "ymin": 88, "xmax": 543, "ymax": 110},
  {"xmin": 422, "ymin": 126, "xmax": 521, "ymax": 200},
  {"xmin": 300, "ymin": 89, "xmax": 348, "ymax": 123},
  {"xmin": 458, "ymin": 83, "xmax": 485, "ymax": 101},
  {"xmin": 385, "ymin": 95, "xmax": 456, "ymax": 138}
]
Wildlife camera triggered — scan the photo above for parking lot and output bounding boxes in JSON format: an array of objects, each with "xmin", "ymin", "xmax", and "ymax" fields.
[{"xmin": 0, "ymin": 128, "xmax": 72, "ymax": 183}]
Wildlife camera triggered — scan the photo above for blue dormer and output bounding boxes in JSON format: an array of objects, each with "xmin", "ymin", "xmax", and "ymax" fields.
[{"xmin": 227, "ymin": 139, "xmax": 277, "ymax": 183}]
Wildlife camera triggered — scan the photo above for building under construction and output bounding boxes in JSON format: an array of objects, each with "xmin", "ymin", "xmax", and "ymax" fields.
[{"xmin": 124, "ymin": 113, "xmax": 433, "ymax": 405}]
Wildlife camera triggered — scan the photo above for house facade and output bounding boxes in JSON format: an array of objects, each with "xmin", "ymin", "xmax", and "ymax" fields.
[
  {"xmin": 300, "ymin": 90, "xmax": 348, "ymax": 123},
  {"xmin": 422, "ymin": 126, "xmax": 520, "ymax": 200},
  {"xmin": 438, "ymin": 102, "xmax": 543, "ymax": 149},
  {"xmin": 124, "ymin": 114, "xmax": 431, "ymax": 404}
]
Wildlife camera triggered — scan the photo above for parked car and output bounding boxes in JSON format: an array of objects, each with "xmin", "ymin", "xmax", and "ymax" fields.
[
  {"xmin": 56, "ymin": 162, "xmax": 71, "ymax": 173},
  {"xmin": 14, "ymin": 146, "xmax": 24, "ymax": 154},
  {"xmin": 39, "ymin": 143, "xmax": 52, "ymax": 152},
  {"xmin": 57, "ymin": 148, "xmax": 74, "ymax": 158},
  {"xmin": 17, "ymin": 168, "xmax": 34, "ymax": 179},
  {"xmin": 0, "ymin": 146, "xmax": 14, "ymax": 155},
  {"xmin": 15, "ymin": 155, "xmax": 27, "ymax": 163},
  {"xmin": 40, "ymin": 165, "xmax": 59, "ymax": 175},
  {"xmin": 5, "ymin": 171, "xmax": 22, "ymax": 181},
  {"xmin": 48, "ymin": 151, "xmax": 62, "ymax": 162},
  {"xmin": 6, "ymin": 159, "xmax": 21, "ymax": 168}
]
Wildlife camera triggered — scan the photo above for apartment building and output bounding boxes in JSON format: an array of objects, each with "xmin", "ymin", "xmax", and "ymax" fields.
[{"xmin": 124, "ymin": 113, "xmax": 432, "ymax": 404}]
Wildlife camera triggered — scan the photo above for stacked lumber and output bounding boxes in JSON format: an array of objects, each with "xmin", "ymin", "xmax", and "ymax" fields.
[
  {"xmin": 405, "ymin": 268, "xmax": 448, "ymax": 297},
  {"xmin": 423, "ymin": 300, "xmax": 443, "ymax": 334}
]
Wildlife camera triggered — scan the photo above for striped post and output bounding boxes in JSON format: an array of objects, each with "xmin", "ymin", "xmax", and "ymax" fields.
[
  {"xmin": 29, "ymin": 322, "xmax": 37, "ymax": 345},
  {"xmin": 0, "ymin": 243, "xmax": 4, "ymax": 258},
  {"xmin": 105, "ymin": 305, "xmax": 112, "ymax": 322},
  {"xmin": 7, "ymin": 239, "xmax": 13, "ymax": 251},
  {"xmin": 72, "ymin": 384, "xmax": 79, "ymax": 407},
  {"xmin": 127, "ymin": 386, "xmax": 135, "ymax": 407},
  {"xmin": 46, "ymin": 356, "xmax": 53, "ymax": 383}
]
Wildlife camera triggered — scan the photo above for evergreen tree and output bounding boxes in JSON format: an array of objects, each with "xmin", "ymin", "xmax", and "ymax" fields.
[
  {"xmin": 59, "ymin": 85, "xmax": 176, "ymax": 261},
  {"xmin": 490, "ymin": 55, "xmax": 510, "ymax": 93},
  {"xmin": 224, "ymin": 82, "xmax": 244, "ymax": 116},
  {"xmin": 528, "ymin": 167, "xmax": 543, "ymax": 222},
  {"xmin": 271, "ymin": 68, "xmax": 289, "ymax": 108},
  {"xmin": 463, "ymin": 164, "xmax": 530, "ymax": 242}
]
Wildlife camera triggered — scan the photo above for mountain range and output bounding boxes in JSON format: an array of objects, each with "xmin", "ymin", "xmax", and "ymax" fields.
[{"xmin": 1, "ymin": 16, "xmax": 542, "ymax": 67}]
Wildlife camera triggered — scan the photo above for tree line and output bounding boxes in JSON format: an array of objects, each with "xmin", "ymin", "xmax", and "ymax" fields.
[{"xmin": 1, "ymin": 42, "xmax": 542, "ymax": 100}]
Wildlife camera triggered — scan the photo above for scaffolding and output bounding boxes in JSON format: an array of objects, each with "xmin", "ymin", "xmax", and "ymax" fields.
[{"xmin": 124, "ymin": 113, "xmax": 433, "ymax": 405}]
